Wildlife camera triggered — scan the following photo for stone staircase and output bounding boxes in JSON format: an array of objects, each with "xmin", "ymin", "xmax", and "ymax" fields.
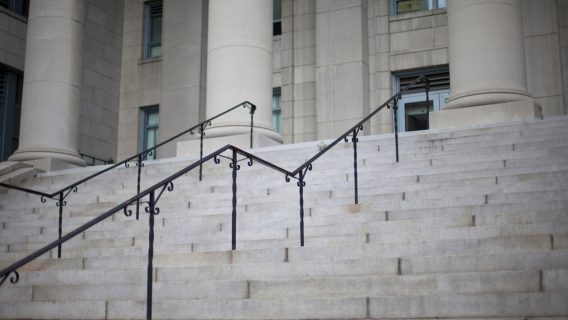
[{"xmin": 0, "ymin": 116, "xmax": 567, "ymax": 319}]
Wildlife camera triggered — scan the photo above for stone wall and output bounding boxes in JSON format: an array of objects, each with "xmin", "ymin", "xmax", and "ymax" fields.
[
  {"xmin": 79, "ymin": 0, "xmax": 123, "ymax": 162},
  {"xmin": 557, "ymin": 0, "xmax": 568, "ymax": 115},
  {"xmin": 522, "ymin": 0, "xmax": 564, "ymax": 117},
  {"xmin": 0, "ymin": 7, "xmax": 26, "ymax": 72},
  {"xmin": 117, "ymin": 0, "xmax": 207, "ymax": 161},
  {"xmin": 315, "ymin": 0, "xmax": 370, "ymax": 140},
  {"xmin": 279, "ymin": 0, "xmax": 318, "ymax": 144},
  {"xmin": 117, "ymin": 0, "xmax": 162, "ymax": 160}
]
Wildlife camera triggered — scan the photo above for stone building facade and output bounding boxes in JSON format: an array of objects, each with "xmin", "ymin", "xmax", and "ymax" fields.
[{"xmin": 0, "ymin": 0, "xmax": 566, "ymax": 168}]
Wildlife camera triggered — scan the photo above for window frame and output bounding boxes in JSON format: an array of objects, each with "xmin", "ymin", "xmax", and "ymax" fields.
[
  {"xmin": 143, "ymin": 0, "xmax": 163, "ymax": 59},
  {"xmin": 139, "ymin": 105, "xmax": 159, "ymax": 160}
]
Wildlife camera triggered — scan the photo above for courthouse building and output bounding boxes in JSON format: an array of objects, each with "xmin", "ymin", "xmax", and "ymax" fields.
[{"xmin": 0, "ymin": 0, "xmax": 566, "ymax": 169}]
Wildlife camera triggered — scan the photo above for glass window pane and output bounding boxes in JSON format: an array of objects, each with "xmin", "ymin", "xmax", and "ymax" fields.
[
  {"xmin": 273, "ymin": 111, "xmax": 281, "ymax": 133},
  {"xmin": 150, "ymin": 45, "xmax": 161, "ymax": 58},
  {"xmin": 147, "ymin": 111, "xmax": 159, "ymax": 127},
  {"xmin": 396, "ymin": 0, "xmax": 429, "ymax": 13},
  {"xmin": 273, "ymin": 0, "xmax": 282, "ymax": 20},
  {"xmin": 151, "ymin": 17, "xmax": 162, "ymax": 42},
  {"xmin": 437, "ymin": 0, "xmax": 446, "ymax": 9},
  {"xmin": 141, "ymin": 106, "xmax": 159, "ymax": 159},
  {"xmin": 146, "ymin": 128, "xmax": 156, "ymax": 149},
  {"xmin": 272, "ymin": 96, "xmax": 281, "ymax": 111}
]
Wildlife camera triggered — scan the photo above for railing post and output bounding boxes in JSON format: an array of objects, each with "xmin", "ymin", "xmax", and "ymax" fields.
[
  {"xmin": 250, "ymin": 108, "xmax": 254, "ymax": 149},
  {"xmin": 393, "ymin": 95, "xmax": 400, "ymax": 163},
  {"xmin": 146, "ymin": 190, "xmax": 156, "ymax": 320},
  {"xmin": 136, "ymin": 154, "xmax": 143, "ymax": 220},
  {"xmin": 351, "ymin": 126, "xmax": 361, "ymax": 204},
  {"xmin": 425, "ymin": 77, "xmax": 431, "ymax": 127},
  {"xmin": 57, "ymin": 192, "xmax": 64, "ymax": 258},
  {"xmin": 199, "ymin": 124, "xmax": 205, "ymax": 181},
  {"xmin": 298, "ymin": 171, "xmax": 305, "ymax": 247},
  {"xmin": 230, "ymin": 148, "xmax": 239, "ymax": 250}
]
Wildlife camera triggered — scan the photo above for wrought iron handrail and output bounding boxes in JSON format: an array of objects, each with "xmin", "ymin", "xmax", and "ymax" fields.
[
  {"xmin": 0, "ymin": 144, "xmax": 295, "ymax": 320},
  {"xmin": 0, "ymin": 101, "xmax": 256, "ymax": 257},
  {"xmin": 0, "ymin": 75, "xmax": 431, "ymax": 320},
  {"xmin": 0, "ymin": 101, "xmax": 256, "ymax": 199}
]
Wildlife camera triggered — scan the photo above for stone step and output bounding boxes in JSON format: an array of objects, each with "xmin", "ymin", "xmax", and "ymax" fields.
[
  {"xmin": 27, "ymin": 232, "xmax": 552, "ymax": 269},
  {"xmin": 101, "ymin": 292, "xmax": 568, "ymax": 319},
  {"xmin": 0, "ymin": 301, "xmax": 106, "ymax": 319},
  {"xmin": 401, "ymin": 250, "xmax": 568, "ymax": 275},
  {"xmin": 289, "ymin": 234, "xmax": 553, "ymax": 262},
  {"xmin": 19, "ymin": 269, "xmax": 552, "ymax": 303}
]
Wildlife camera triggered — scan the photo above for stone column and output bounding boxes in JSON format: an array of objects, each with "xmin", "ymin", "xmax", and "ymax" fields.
[
  {"xmin": 205, "ymin": 0, "xmax": 280, "ymax": 143},
  {"xmin": 10, "ymin": 0, "xmax": 86, "ymax": 166},
  {"xmin": 444, "ymin": 0, "xmax": 530, "ymax": 109}
]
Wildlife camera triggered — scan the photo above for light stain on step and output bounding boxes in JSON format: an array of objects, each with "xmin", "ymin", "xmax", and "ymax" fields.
[{"xmin": 347, "ymin": 204, "xmax": 361, "ymax": 214}]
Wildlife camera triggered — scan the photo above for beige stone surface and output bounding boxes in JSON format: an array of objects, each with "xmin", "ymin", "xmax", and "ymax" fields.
[
  {"xmin": 158, "ymin": 0, "xmax": 207, "ymax": 157},
  {"xmin": 315, "ymin": 1, "xmax": 370, "ymax": 139},
  {"xmin": 78, "ymin": 0, "xmax": 123, "ymax": 163},
  {"xmin": 117, "ymin": 0, "xmax": 162, "ymax": 161},
  {"xmin": 430, "ymin": 100, "xmax": 541, "ymax": 129},
  {"xmin": 0, "ymin": 8, "xmax": 26, "ymax": 71}
]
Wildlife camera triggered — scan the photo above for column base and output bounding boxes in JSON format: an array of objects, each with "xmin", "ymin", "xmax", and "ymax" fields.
[
  {"xmin": 9, "ymin": 147, "xmax": 86, "ymax": 170},
  {"xmin": 444, "ymin": 89, "xmax": 531, "ymax": 110},
  {"xmin": 177, "ymin": 132, "xmax": 282, "ymax": 158},
  {"xmin": 430, "ymin": 99, "xmax": 542, "ymax": 129}
]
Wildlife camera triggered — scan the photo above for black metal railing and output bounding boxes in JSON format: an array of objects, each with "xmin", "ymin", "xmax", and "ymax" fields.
[
  {"xmin": 0, "ymin": 76, "xmax": 431, "ymax": 320},
  {"xmin": 0, "ymin": 101, "xmax": 256, "ymax": 258}
]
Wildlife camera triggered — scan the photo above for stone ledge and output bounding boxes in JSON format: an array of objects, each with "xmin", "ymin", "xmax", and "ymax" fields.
[{"xmin": 430, "ymin": 100, "xmax": 542, "ymax": 129}]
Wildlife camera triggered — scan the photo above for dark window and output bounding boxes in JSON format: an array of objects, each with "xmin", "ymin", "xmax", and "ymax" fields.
[
  {"xmin": 0, "ymin": 0, "xmax": 29, "ymax": 17},
  {"xmin": 0, "ymin": 66, "xmax": 23, "ymax": 161},
  {"xmin": 140, "ymin": 106, "xmax": 159, "ymax": 160},
  {"xmin": 273, "ymin": 0, "xmax": 282, "ymax": 36},
  {"xmin": 272, "ymin": 87, "xmax": 282, "ymax": 133},
  {"xmin": 144, "ymin": 1, "xmax": 162, "ymax": 58}
]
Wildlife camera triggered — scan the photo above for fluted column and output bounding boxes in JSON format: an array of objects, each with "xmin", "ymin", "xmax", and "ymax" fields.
[
  {"xmin": 444, "ymin": 0, "xmax": 531, "ymax": 109},
  {"xmin": 10, "ymin": 0, "xmax": 86, "ymax": 166},
  {"xmin": 205, "ymin": 0, "xmax": 280, "ymax": 142}
]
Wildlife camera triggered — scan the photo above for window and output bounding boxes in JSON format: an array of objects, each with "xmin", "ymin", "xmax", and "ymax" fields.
[
  {"xmin": 273, "ymin": 0, "xmax": 282, "ymax": 36},
  {"xmin": 140, "ymin": 106, "xmax": 159, "ymax": 160},
  {"xmin": 394, "ymin": 68, "xmax": 450, "ymax": 132},
  {"xmin": 392, "ymin": 0, "xmax": 446, "ymax": 15},
  {"xmin": 272, "ymin": 87, "xmax": 282, "ymax": 133},
  {"xmin": 143, "ymin": 1, "xmax": 162, "ymax": 58},
  {"xmin": 0, "ymin": 67, "xmax": 23, "ymax": 161},
  {"xmin": 0, "ymin": 0, "xmax": 29, "ymax": 17}
]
